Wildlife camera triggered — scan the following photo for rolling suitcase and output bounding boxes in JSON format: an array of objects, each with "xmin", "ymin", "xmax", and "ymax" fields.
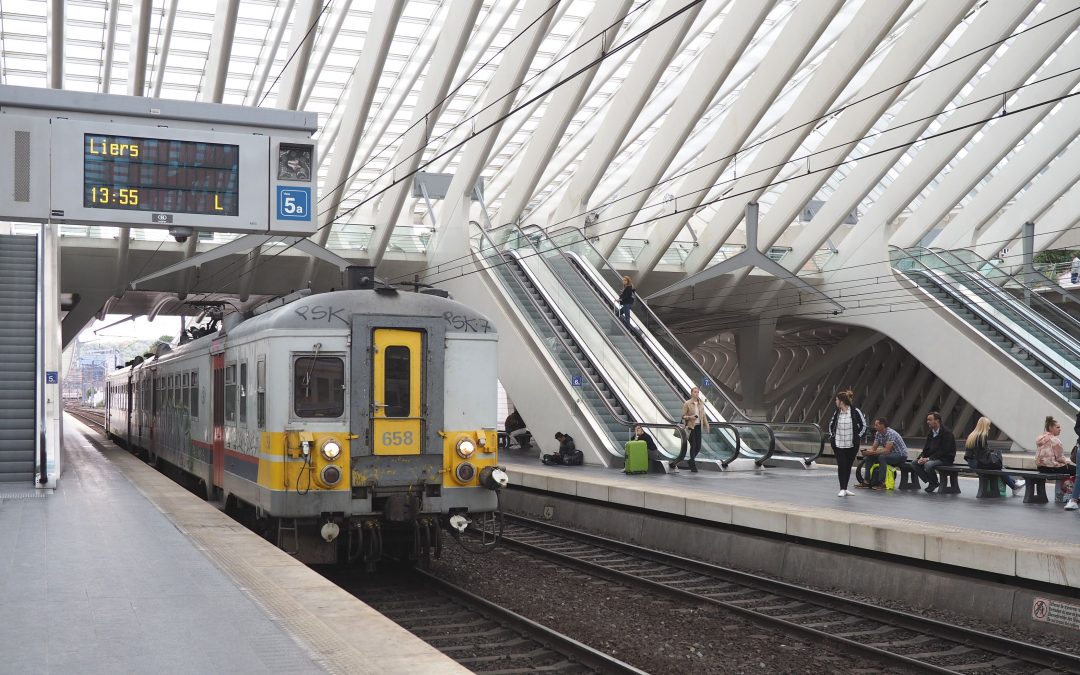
[{"xmin": 624, "ymin": 440, "xmax": 649, "ymax": 474}]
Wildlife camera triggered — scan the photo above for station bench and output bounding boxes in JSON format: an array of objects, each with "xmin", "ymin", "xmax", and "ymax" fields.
[{"xmin": 897, "ymin": 462, "xmax": 1067, "ymax": 504}]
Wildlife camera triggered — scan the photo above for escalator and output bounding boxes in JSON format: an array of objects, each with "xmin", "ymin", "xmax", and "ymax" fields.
[
  {"xmin": 892, "ymin": 247, "xmax": 1080, "ymax": 410},
  {"xmin": 508, "ymin": 224, "xmax": 825, "ymax": 468},
  {"xmin": 471, "ymin": 224, "xmax": 701, "ymax": 466}
]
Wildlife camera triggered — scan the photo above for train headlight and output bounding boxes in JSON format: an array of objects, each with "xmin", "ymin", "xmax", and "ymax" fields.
[
  {"xmin": 321, "ymin": 465, "xmax": 342, "ymax": 486},
  {"xmin": 455, "ymin": 438, "xmax": 476, "ymax": 459},
  {"xmin": 455, "ymin": 462, "xmax": 476, "ymax": 483},
  {"xmin": 321, "ymin": 440, "xmax": 342, "ymax": 461}
]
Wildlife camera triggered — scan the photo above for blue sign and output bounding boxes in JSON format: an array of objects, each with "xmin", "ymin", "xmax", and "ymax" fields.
[
  {"xmin": 276, "ymin": 186, "xmax": 311, "ymax": 221},
  {"xmin": 701, "ymin": 377, "xmax": 712, "ymax": 388},
  {"xmin": 45, "ymin": 371, "xmax": 58, "ymax": 384},
  {"xmin": 571, "ymin": 374, "xmax": 583, "ymax": 387},
  {"xmin": 1065, "ymin": 379, "xmax": 1073, "ymax": 391}
]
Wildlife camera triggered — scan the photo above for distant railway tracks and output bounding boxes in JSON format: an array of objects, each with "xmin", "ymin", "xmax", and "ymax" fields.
[
  {"xmin": 499, "ymin": 515, "xmax": 1080, "ymax": 675},
  {"xmin": 326, "ymin": 567, "xmax": 646, "ymax": 675},
  {"xmin": 65, "ymin": 405, "xmax": 105, "ymax": 431}
]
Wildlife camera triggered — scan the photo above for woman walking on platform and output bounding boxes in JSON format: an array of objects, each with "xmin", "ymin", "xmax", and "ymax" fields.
[{"xmin": 828, "ymin": 389, "xmax": 866, "ymax": 497}]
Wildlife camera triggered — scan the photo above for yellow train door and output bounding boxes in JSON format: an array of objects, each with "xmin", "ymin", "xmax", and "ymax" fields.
[{"xmin": 372, "ymin": 329, "xmax": 423, "ymax": 456}]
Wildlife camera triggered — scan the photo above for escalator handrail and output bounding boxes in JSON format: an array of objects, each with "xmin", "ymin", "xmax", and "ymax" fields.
[
  {"xmin": 892, "ymin": 248, "xmax": 1080, "ymax": 404},
  {"xmin": 930, "ymin": 247, "xmax": 1080, "ymax": 342},
  {"xmin": 507, "ymin": 223, "xmax": 684, "ymax": 430},
  {"xmin": 512, "ymin": 223, "xmax": 777, "ymax": 465},
  {"xmin": 536, "ymin": 223, "xmax": 828, "ymax": 464},
  {"xmin": 471, "ymin": 222, "xmax": 739, "ymax": 460},
  {"xmin": 908, "ymin": 247, "xmax": 1080, "ymax": 367}
]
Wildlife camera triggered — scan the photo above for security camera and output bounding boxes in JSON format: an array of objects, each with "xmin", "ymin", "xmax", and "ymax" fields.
[{"xmin": 168, "ymin": 226, "xmax": 194, "ymax": 243}]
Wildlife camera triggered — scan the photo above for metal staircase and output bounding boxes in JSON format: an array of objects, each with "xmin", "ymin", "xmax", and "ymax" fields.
[{"xmin": 0, "ymin": 234, "xmax": 39, "ymax": 482}]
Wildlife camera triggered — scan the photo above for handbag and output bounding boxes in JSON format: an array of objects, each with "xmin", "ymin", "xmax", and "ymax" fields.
[
  {"xmin": 986, "ymin": 448, "xmax": 1003, "ymax": 467},
  {"xmin": 672, "ymin": 424, "xmax": 685, "ymax": 438}
]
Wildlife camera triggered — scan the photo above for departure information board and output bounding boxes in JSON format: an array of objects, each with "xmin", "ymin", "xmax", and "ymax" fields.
[{"xmin": 83, "ymin": 134, "xmax": 240, "ymax": 216}]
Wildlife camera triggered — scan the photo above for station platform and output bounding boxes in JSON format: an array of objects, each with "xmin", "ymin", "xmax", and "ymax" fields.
[
  {"xmin": 0, "ymin": 417, "xmax": 467, "ymax": 675},
  {"xmin": 501, "ymin": 457, "xmax": 1080, "ymax": 590}
]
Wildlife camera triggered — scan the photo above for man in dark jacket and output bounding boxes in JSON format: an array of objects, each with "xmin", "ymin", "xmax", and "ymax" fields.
[{"xmin": 914, "ymin": 412, "xmax": 956, "ymax": 493}]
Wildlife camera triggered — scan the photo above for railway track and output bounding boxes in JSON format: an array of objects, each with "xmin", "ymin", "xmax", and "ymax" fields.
[
  {"xmin": 499, "ymin": 514, "xmax": 1080, "ymax": 675},
  {"xmin": 65, "ymin": 405, "xmax": 106, "ymax": 431},
  {"xmin": 325, "ymin": 567, "xmax": 646, "ymax": 675}
]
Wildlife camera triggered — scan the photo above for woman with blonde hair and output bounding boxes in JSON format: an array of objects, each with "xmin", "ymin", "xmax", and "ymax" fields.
[{"xmin": 965, "ymin": 417, "xmax": 1024, "ymax": 494}]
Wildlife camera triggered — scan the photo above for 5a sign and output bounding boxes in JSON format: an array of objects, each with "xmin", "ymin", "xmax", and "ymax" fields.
[{"xmin": 277, "ymin": 186, "xmax": 311, "ymax": 221}]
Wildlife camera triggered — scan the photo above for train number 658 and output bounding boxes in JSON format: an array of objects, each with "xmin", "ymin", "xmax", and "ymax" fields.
[{"xmin": 381, "ymin": 431, "xmax": 414, "ymax": 446}]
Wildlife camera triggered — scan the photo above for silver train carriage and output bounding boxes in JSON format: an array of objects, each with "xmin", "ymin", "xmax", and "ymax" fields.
[{"xmin": 105, "ymin": 287, "xmax": 506, "ymax": 565}]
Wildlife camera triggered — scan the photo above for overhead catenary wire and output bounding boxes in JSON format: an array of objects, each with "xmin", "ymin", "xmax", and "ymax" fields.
[{"xmin": 182, "ymin": 4, "xmax": 1080, "ymax": 302}]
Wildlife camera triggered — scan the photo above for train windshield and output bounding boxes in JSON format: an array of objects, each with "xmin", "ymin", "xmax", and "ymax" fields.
[{"xmin": 294, "ymin": 356, "xmax": 345, "ymax": 418}]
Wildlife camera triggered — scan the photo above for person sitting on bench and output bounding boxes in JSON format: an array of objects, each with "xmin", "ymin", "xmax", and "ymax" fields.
[
  {"xmin": 857, "ymin": 418, "xmax": 907, "ymax": 489},
  {"xmin": 1037, "ymin": 416, "xmax": 1075, "ymax": 502},
  {"xmin": 504, "ymin": 408, "xmax": 532, "ymax": 450},
  {"xmin": 914, "ymin": 412, "xmax": 956, "ymax": 493},
  {"xmin": 964, "ymin": 416, "xmax": 1023, "ymax": 495}
]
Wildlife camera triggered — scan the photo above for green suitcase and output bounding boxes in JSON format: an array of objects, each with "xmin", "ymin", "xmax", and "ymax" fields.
[{"xmin": 624, "ymin": 440, "xmax": 649, "ymax": 474}]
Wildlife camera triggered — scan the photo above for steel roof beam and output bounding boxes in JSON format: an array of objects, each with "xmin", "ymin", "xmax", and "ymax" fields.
[
  {"xmin": 491, "ymin": 0, "xmax": 634, "ymax": 229},
  {"xmin": 101, "ymin": 0, "xmax": 120, "ymax": 93},
  {"xmin": 428, "ymin": 0, "xmax": 558, "ymax": 269},
  {"xmin": 150, "ymin": 0, "xmax": 180, "ymax": 98},
  {"xmin": 933, "ymin": 95, "xmax": 1080, "ymax": 250},
  {"xmin": 276, "ymin": 0, "xmax": 323, "ymax": 110},
  {"xmin": 129, "ymin": 0, "xmax": 153, "ymax": 96},
  {"xmin": 298, "ymin": 0, "xmax": 351, "ymax": 108},
  {"xmin": 249, "ymin": 0, "xmax": 298, "ymax": 105},
  {"xmin": 46, "ymin": 0, "xmax": 62, "ymax": 88},
  {"xmin": 547, "ymin": 0, "xmax": 706, "ymax": 232},
  {"xmin": 301, "ymin": 0, "xmax": 405, "ymax": 286},
  {"xmin": 631, "ymin": 0, "xmax": 844, "ymax": 283},
  {"xmin": 679, "ymin": 0, "xmax": 911, "ymax": 278},
  {"xmin": 363, "ymin": 0, "xmax": 484, "ymax": 267},
  {"xmin": 888, "ymin": 0, "xmax": 1080, "ymax": 249},
  {"xmin": 203, "ymin": 0, "xmax": 241, "ymax": 103},
  {"xmin": 783, "ymin": 0, "xmax": 1037, "ymax": 273}
]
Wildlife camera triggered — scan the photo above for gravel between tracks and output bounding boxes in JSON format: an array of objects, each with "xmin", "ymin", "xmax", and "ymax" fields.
[{"xmin": 431, "ymin": 543, "xmax": 910, "ymax": 675}]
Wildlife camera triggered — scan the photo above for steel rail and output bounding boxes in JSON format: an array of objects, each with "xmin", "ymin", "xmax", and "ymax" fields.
[{"xmin": 500, "ymin": 515, "xmax": 1080, "ymax": 675}]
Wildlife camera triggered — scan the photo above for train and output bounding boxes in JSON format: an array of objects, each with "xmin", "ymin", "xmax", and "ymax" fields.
[{"xmin": 105, "ymin": 272, "xmax": 507, "ymax": 566}]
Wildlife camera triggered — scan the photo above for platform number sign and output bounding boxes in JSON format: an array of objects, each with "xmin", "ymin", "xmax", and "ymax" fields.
[
  {"xmin": 46, "ymin": 371, "xmax": 59, "ymax": 384},
  {"xmin": 571, "ymin": 374, "xmax": 583, "ymax": 387},
  {"xmin": 1065, "ymin": 379, "xmax": 1073, "ymax": 391},
  {"xmin": 701, "ymin": 377, "xmax": 712, "ymax": 388},
  {"xmin": 277, "ymin": 186, "xmax": 311, "ymax": 221}
]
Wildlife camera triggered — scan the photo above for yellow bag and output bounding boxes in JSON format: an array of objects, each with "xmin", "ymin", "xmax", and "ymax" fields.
[{"xmin": 884, "ymin": 464, "xmax": 897, "ymax": 491}]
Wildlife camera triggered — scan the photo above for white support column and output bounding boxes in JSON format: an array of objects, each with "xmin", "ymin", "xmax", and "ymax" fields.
[
  {"xmin": 632, "ymin": 0, "xmax": 845, "ymax": 283},
  {"xmin": 749, "ymin": 0, "xmax": 975, "ymax": 264},
  {"xmin": 680, "ymin": 0, "xmax": 911, "ymax": 276},
  {"xmin": 934, "ymin": 94, "xmax": 1080, "ymax": 250},
  {"xmin": 427, "ymin": 0, "xmax": 558, "ymax": 271},
  {"xmin": 548, "ymin": 0, "xmax": 707, "ymax": 231},
  {"xmin": 250, "ymin": 0, "xmax": 299, "ymax": 105},
  {"xmin": 276, "ymin": 0, "xmax": 323, "ymax": 110},
  {"xmin": 41, "ymin": 223, "xmax": 62, "ymax": 487},
  {"xmin": 591, "ymin": 0, "xmax": 775, "ymax": 258},
  {"xmin": 783, "ymin": 0, "xmax": 1037, "ymax": 273},
  {"xmin": 46, "ymin": 0, "xmax": 63, "ymax": 89},
  {"xmin": 299, "ymin": 0, "xmax": 352, "ymax": 108},
  {"xmin": 364, "ymin": 0, "xmax": 484, "ymax": 267},
  {"xmin": 203, "ymin": 0, "xmax": 241, "ymax": 103},
  {"xmin": 890, "ymin": 2, "xmax": 1080, "ymax": 249},
  {"xmin": 129, "ymin": 0, "xmax": 152, "ymax": 95},
  {"xmin": 150, "ymin": 0, "xmax": 180, "ymax": 98},
  {"xmin": 101, "ymin": 0, "xmax": 120, "ymax": 93},
  {"xmin": 489, "ymin": 0, "xmax": 634, "ymax": 229},
  {"xmin": 301, "ymin": 0, "xmax": 404, "ymax": 284}
]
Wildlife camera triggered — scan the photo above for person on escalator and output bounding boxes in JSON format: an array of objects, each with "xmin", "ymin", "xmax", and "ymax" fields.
[
  {"xmin": 617, "ymin": 276, "xmax": 635, "ymax": 329},
  {"xmin": 542, "ymin": 432, "xmax": 585, "ymax": 466},
  {"xmin": 669, "ymin": 387, "xmax": 709, "ymax": 473},
  {"xmin": 828, "ymin": 389, "xmax": 866, "ymax": 497}
]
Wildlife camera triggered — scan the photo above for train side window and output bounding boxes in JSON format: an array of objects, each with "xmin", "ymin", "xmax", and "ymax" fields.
[
  {"xmin": 190, "ymin": 371, "xmax": 199, "ymax": 418},
  {"xmin": 225, "ymin": 364, "xmax": 237, "ymax": 422},
  {"xmin": 293, "ymin": 356, "xmax": 344, "ymax": 418},
  {"xmin": 182, "ymin": 373, "xmax": 189, "ymax": 411},
  {"xmin": 256, "ymin": 357, "xmax": 266, "ymax": 429},
  {"xmin": 238, "ymin": 361, "xmax": 248, "ymax": 426},
  {"xmin": 383, "ymin": 346, "xmax": 411, "ymax": 418}
]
